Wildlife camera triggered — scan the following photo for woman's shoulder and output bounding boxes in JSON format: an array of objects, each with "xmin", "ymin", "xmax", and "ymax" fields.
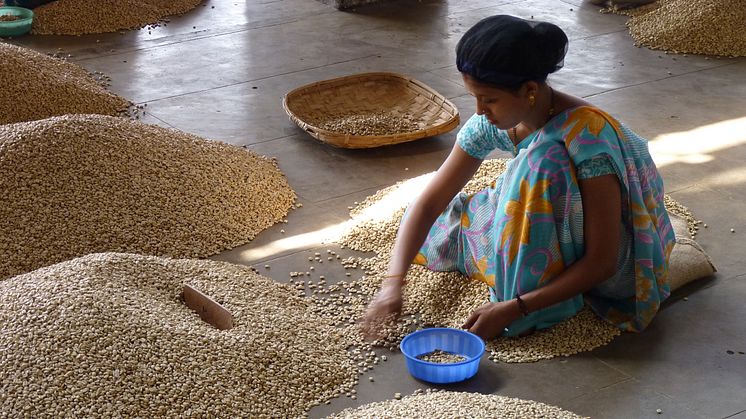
[
  {"xmin": 560, "ymin": 105, "xmax": 619, "ymax": 127},
  {"xmin": 457, "ymin": 113, "xmax": 514, "ymax": 159},
  {"xmin": 458, "ymin": 113, "xmax": 503, "ymax": 137},
  {"xmin": 553, "ymin": 105, "xmax": 630, "ymax": 146},
  {"xmin": 554, "ymin": 105, "xmax": 653, "ymax": 166}
]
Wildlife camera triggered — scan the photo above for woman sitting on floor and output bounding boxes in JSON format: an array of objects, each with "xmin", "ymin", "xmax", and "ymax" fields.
[{"xmin": 363, "ymin": 15, "xmax": 675, "ymax": 341}]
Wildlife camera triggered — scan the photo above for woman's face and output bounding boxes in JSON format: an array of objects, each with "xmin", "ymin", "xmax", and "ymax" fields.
[{"xmin": 462, "ymin": 74, "xmax": 530, "ymax": 130}]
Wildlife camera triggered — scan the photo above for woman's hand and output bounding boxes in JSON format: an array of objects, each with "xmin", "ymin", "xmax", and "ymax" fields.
[
  {"xmin": 358, "ymin": 146, "xmax": 483, "ymax": 341},
  {"xmin": 361, "ymin": 281, "xmax": 404, "ymax": 341},
  {"xmin": 462, "ymin": 301, "xmax": 522, "ymax": 340}
]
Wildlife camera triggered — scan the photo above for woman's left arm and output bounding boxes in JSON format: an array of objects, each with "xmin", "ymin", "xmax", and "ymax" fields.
[{"xmin": 464, "ymin": 174, "xmax": 622, "ymax": 339}]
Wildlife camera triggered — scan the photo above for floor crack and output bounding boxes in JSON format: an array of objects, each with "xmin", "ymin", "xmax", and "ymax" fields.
[{"xmin": 722, "ymin": 408, "xmax": 746, "ymax": 419}]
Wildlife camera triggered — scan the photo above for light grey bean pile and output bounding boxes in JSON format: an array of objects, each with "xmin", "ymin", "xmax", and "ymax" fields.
[
  {"xmin": 416, "ymin": 349, "xmax": 467, "ymax": 364},
  {"xmin": 486, "ymin": 307, "xmax": 621, "ymax": 363},
  {"xmin": 32, "ymin": 0, "xmax": 204, "ymax": 35},
  {"xmin": 664, "ymin": 194, "xmax": 702, "ymax": 238},
  {"xmin": 0, "ymin": 13, "xmax": 20, "ymax": 21},
  {"xmin": 0, "ymin": 253, "xmax": 359, "ymax": 418},
  {"xmin": 0, "ymin": 42, "xmax": 131, "ymax": 125},
  {"xmin": 0, "ymin": 114, "xmax": 296, "ymax": 280},
  {"xmin": 314, "ymin": 111, "xmax": 421, "ymax": 136},
  {"xmin": 325, "ymin": 159, "xmax": 699, "ymax": 362},
  {"xmin": 326, "ymin": 390, "xmax": 586, "ymax": 419},
  {"xmin": 616, "ymin": 0, "xmax": 746, "ymax": 57}
]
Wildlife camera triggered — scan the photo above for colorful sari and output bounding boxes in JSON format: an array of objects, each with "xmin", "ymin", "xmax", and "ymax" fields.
[{"xmin": 413, "ymin": 106, "xmax": 675, "ymax": 336}]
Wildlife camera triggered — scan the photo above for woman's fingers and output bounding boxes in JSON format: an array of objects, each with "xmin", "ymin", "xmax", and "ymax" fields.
[
  {"xmin": 462, "ymin": 302, "xmax": 491, "ymax": 329},
  {"xmin": 361, "ymin": 299, "xmax": 390, "ymax": 341},
  {"xmin": 362, "ymin": 321, "xmax": 381, "ymax": 341},
  {"xmin": 360, "ymin": 288, "xmax": 404, "ymax": 341},
  {"xmin": 461, "ymin": 310, "xmax": 480, "ymax": 330},
  {"xmin": 467, "ymin": 314, "xmax": 492, "ymax": 339},
  {"xmin": 361, "ymin": 316, "xmax": 381, "ymax": 341}
]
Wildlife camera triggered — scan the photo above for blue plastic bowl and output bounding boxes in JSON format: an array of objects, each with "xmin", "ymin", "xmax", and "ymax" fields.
[
  {"xmin": 400, "ymin": 328, "xmax": 485, "ymax": 384},
  {"xmin": 0, "ymin": 6, "xmax": 34, "ymax": 37}
]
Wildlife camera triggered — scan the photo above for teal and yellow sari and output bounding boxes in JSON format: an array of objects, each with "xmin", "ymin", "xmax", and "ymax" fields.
[{"xmin": 414, "ymin": 106, "xmax": 675, "ymax": 336}]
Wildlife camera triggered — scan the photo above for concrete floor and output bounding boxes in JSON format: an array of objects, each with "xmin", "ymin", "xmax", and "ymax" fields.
[{"xmin": 10, "ymin": 0, "xmax": 746, "ymax": 418}]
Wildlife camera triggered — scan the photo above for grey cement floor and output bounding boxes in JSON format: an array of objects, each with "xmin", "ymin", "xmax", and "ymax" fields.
[{"xmin": 10, "ymin": 0, "xmax": 746, "ymax": 418}]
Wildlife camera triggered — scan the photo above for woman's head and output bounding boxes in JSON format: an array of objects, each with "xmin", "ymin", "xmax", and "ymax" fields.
[
  {"xmin": 457, "ymin": 15, "xmax": 568, "ymax": 89},
  {"xmin": 456, "ymin": 15, "xmax": 568, "ymax": 128}
]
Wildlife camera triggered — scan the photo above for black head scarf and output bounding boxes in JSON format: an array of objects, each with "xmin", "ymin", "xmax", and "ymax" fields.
[{"xmin": 456, "ymin": 15, "xmax": 569, "ymax": 89}]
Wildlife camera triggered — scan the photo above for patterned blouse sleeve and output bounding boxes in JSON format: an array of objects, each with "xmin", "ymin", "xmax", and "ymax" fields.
[
  {"xmin": 576, "ymin": 154, "xmax": 617, "ymax": 180},
  {"xmin": 456, "ymin": 114, "xmax": 516, "ymax": 159},
  {"xmin": 562, "ymin": 107, "xmax": 626, "ymax": 182}
]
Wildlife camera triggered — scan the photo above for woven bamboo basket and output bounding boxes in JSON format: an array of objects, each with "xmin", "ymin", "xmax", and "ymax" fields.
[{"xmin": 282, "ymin": 72, "xmax": 460, "ymax": 149}]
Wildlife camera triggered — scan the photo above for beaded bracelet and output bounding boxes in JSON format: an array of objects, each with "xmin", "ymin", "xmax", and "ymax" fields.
[
  {"xmin": 515, "ymin": 294, "xmax": 530, "ymax": 317},
  {"xmin": 383, "ymin": 273, "xmax": 406, "ymax": 283}
]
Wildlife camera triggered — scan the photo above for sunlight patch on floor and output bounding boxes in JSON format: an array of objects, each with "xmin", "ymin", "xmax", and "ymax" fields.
[{"xmin": 649, "ymin": 116, "xmax": 746, "ymax": 167}]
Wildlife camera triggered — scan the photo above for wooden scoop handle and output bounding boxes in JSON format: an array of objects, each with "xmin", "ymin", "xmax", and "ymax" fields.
[{"xmin": 182, "ymin": 284, "xmax": 233, "ymax": 330}]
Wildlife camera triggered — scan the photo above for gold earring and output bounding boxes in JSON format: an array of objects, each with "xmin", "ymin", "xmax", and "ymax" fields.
[{"xmin": 529, "ymin": 95, "xmax": 536, "ymax": 107}]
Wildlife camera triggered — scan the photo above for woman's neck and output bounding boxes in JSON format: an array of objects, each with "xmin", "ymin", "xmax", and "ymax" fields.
[{"xmin": 520, "ymin": 84, "xmax": 555, "ymax": 133}]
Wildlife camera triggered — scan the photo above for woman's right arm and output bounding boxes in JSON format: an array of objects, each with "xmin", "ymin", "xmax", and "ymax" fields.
[
  {"xmin": 362, "ymin": 143, "xmax": 484, "ymax": 338},
  {"xmin": 386, "ymin": 145, "xmax": 484, "ymax": 282}
]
